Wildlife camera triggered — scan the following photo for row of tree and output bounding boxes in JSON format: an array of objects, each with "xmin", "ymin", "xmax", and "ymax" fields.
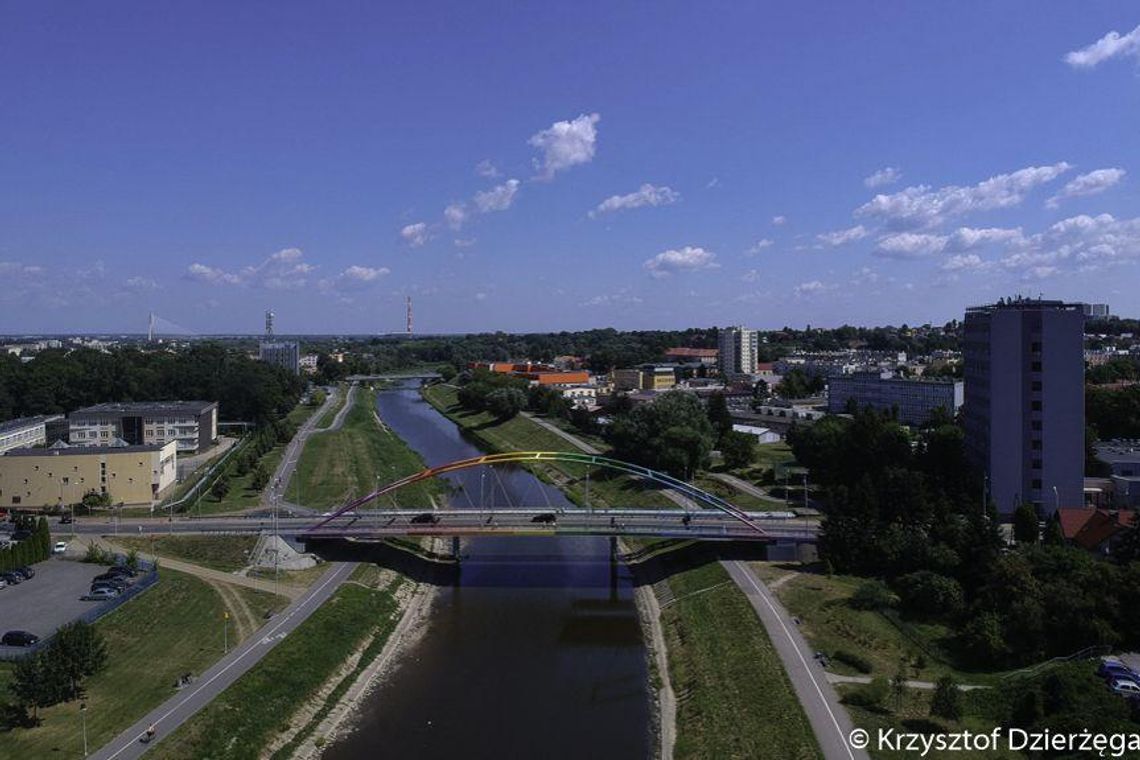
[
  {"xmin": 9, "ymin": 622, "xmax": 108, "ymax": 723},
  {"xmin": 0, "ymin": 344, "xmax": 304, "ymax": 424},
  {"xmin": 0, "ymin": 517, "xmax": 52, "ymax": 571}
]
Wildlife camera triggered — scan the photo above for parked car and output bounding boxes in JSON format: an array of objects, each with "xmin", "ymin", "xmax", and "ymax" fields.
[
  {"xmin": 1, "ymin": 630, "xmax": 39, "ymax": 647},
  {"xmin": 82, "ymin": 587, "xmax": 120, "ymax": 601},
  {"xmin": 53, "ymin": 541, "xmax": 68, "ymax": 554},
  {"xmin": 93, "ymin": 572, "xmax": 130, "ymax": 585},
  {"xmin": 11, "ymin": 566, "xmax": 34, "ymax": 580},
  {"xmin": 0, "ymin": 578, "xmax": 7, "ymax": 589},
  {"xmin": 91, "ymin": 578, "xmax": 129, "ymax": 593},
  {"xmin": 1109, "ymin": 678, "xmax": 1140, "ymax": 697},
  {"xmin": 1098, "ymin": 660, "xmax": 1140, "ymax": 681},
  {"xmin": 106, "ymin": 565, "xmax": 137, "ymax": 578},
  {"xmin": 0, "ymin": 571, "xmax": 23, "ymax": 585}
]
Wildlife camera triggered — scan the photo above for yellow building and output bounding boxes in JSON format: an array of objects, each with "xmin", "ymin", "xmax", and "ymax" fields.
[{"xmin": 0, "ymin": 441, "xmax": 177, "ymax": 509}]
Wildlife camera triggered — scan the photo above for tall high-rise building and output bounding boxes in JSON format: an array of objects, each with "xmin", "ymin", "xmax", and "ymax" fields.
[
  {"xmin": 963, "ymin": 298, "xmax": 1084, "ymax": 517},
  {"xmin": 718, "ymin": 326, "xmax": 759, "ymax": 377}
]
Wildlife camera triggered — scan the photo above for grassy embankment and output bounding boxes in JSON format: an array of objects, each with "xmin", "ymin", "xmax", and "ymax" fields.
[
  {"xmin": 0, "ymin": 569, "xmax": 278, "ymax": 758},
  {"xmin": 114, "ymin": 534, "xmax": 259, "ymax": 573},
  {"xmin": 422, "ymin": 383, "xmax": 678, "ymax": 509},
  {"xmin": 315, "ymin": 383, "xmax": 347, "ymax": 429},
  {"xmin": 289, "ymin": 387, "xmax": 446, "ymax": 510},
  {"xmin": 194, "ymin": 401, "xmax": 320, "ymax": 515},
  {"xmin": 150, "ymin": 566, "xmax": 403, "ymax": 760},
  {"xmin": 663, "ymin": 562, "xmax": 822, "ymax": 759}
]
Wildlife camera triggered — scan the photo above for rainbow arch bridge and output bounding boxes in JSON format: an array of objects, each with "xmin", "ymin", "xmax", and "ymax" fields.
[{"xmin": 297, "ymin": 451, "xmax": 819, "ymax": 544}]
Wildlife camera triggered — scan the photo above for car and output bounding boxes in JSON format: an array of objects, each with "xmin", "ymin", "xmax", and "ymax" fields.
[
  {"xmin": 1, "ymin": 630, "xmax": 39, "ymax": 647},
  {"xmin": 0, "ymin": 578, "xmax": 7, "ymax": 589},
  {"xmin": 1098, "ymin": 660, "xmax": 1140, "ymax": 681},
  {"xmin": 11, "ymin": 566, "xmax": 34, "ymax": 580},
  {"xmin": 53, "ymin": 541, "xmax": 68, "ymax": 554},
  {"xmin": 106, "ymin": 565, "xmax": 136, "ymax": 578},
  {"xmin": 92, "ymin": 578, "xmax": 129, "ymax": 592},
  {"xmin": 410, "ymin": 512, "xmax": 441, "ymax": 524},
  {"xmin": 531, "ymin": 513, "xmax": 557, "ymax": 524},
  {"xmin": 0, "ymin": 571, "xmax": 23, "ymax": 585},
  {"xmin": 1109, "ymin": 678, "xmax": 1140, "ymax": 696},
  {"xmin": 82, "ymin": 587, "xmax": 120, "ymax": 601}
]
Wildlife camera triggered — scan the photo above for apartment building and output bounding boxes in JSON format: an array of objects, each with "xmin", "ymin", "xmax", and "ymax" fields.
[{"xmin": 69, "ymin": 401, "xmax": 218, "ymax": 454}]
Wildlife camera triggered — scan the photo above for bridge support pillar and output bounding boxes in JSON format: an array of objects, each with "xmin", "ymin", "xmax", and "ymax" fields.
[{"xmin": 451, "ymin": 536, "xmax": 461, "ymax": 563}]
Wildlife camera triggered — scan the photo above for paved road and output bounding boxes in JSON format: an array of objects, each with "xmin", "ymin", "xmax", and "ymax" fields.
[
  {"xmin": 265, "ymin": 383, "xmax": 353, "ymax": 511},
  {"xmin": 523, "ymin": 412, "xmax": 602, "ymax": 455},
  {"xmin": 68, "ymin": 509, "xmax": 819, "ymax": 543},
  {"xmin": 708, "ymin": 471, "xmax": 788, "ymax": 505},
  {"xmin": 722, "ymin": 561, "xmax": 867, "ymax": 760},
  {"xmin": 89, "ymin": 561, "xmax": 355, "ymax": 760}
]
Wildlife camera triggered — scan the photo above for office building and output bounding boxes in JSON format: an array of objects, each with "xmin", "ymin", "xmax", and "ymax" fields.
[
  {"xmin": 0, "ymin": 440, "xmax": 177, "ymax": 508},
  {"xmin": 259, "ymin": 341, "xmax": 300, "ymax": 375},
  {"xmin": 718, "ymin": 326, "xmax": 758, "ymax": 377},
  {"xmin": 69, "ymin": 401, "xmax": 218, "ymax": 454},
  {"xmin": 963, "ymin": 298, "xmax": 1084, "ymax": 517},
  {"xmin": 828, "ymin": 372, "xmax": 963, "ymax": 426},
  {"xmin": 1082, "ymin": 303, "xmax": 1110, "ymax": 318},
  {"xmin": 0, "ymin": 415, "xmax": 63, "ymax": 454}
]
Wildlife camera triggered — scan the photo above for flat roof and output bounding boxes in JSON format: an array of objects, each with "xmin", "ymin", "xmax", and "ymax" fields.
[
  {"xmin": 0, "ymin": 415, "xmax": 64, "ymax": 435},
  {"xmin": 71, "ymin": 401, "xmax": 217, "ymax": 417},
  {"xmin": 2, "ymin": 442, "xmax": 168, "ymax": 457}
]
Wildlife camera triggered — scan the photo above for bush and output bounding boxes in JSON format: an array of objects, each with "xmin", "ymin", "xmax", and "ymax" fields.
[
  {"xmin": 930, "ymin": 675, "xmax": 962, "ymax": 720},
  {"xmin": 833, "ymin": 649, "xmax": 874, "ymax": 674},
  {"xmin": 842, "ymin": 677, "xmax": 889, "ymax": 708},
  {"xmin": 893, "ymin": 571, "xmax": 965, "ymax": 619},
  {"xmin": 850, "ymin": 580, "xmax": 898, "ymax": 611}
]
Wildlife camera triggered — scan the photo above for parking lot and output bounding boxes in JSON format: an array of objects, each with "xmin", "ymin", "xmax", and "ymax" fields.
[{"xmin": 0, "ymin": 556, "xmax": 126, "ymax": 657}]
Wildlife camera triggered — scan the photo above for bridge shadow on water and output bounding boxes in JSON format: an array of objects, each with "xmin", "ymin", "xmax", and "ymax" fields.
[{"xmin": 305, "ymin": 537, "xmax": 772, "ymax": 589}]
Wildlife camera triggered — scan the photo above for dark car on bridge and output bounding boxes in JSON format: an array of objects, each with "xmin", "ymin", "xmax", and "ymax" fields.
[
  {"xmin": 410, "ymin": 512, "xmax": 441, "ymax": 524},
  {"xmin": 531, "ymin": 513, "xmax": 557, "ymax": 524}
]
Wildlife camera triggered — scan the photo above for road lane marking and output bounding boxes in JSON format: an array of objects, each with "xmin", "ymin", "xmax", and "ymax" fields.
[
  {"xmin": 730, "ymin": 561, "xmax": 856, "ymax": 760},
  {"xmin": 101, "ymin": 563, "xmax": 352, "ymax": 760}
]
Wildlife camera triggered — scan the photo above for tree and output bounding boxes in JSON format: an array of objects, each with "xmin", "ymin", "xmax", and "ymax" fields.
[
  {"xmin": 890, "ymin": 664, "xmax": 908, "ymax": 712},
  {"xmin": 51, "ymin": 622, "xmax": 108, "ymax": 701},
  {"xmin": 10, "ymin": 653, "xmax": 56, "ymax": 722},
  {"xmin": 251, "ymin": 463, "xmax": 271, "ymax": 491},
  {"xmin": 930, "ymin": 675, "xmax": 961, "ymax": 720},
  {"xmin": 485, "ymin": 387, "xmax": 527, "ymax": 420},
  {"xmin": 706, "ymin": 392, "xmax": 732, "ymax": 443},
  {"xmin": 893, "ymin": 571, "xmax": 965, "ymax": 619},
  {"xmin": 720, "ymin": 430, "xmax": 756, "ymax": 471},
  {"xmin": 610, "ymin": 392, "xmax": 715, "ymax": 478},
  {"xmin": 1013, "ymin": 501, "xmax": 1039, "ymax": 545},
  {"xmin": 211, "ymin": 475, "xmax": 231, "ymax": 501}
]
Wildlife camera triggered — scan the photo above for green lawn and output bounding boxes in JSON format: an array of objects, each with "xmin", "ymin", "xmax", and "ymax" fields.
[
  {"xmin": 114, "ymin": 534, "xmax": 259, "ymax": 573},
  {"xmin": 422, "ymin": 384, "xmax": 681, "ymax": 510},
  {"xmin": 150, "ymin": 570, "xmax": 403, "ymax": 760},
  {"xmin": 662, "ymin": 562, "xmax": 822, "ymax": 760},
  {"xmin": 0, "ymin": 569, "xmax": 250, "ymax": 758},
  {"xmin": 315, "ymin": 384, "xmax": 347, "ymax": 428},
  {"xmin": 289, "ymin": 387, "xmax": 446, "ymax": 509}
]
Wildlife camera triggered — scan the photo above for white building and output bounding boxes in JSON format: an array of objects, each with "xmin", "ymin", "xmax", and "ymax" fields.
[
  {"xmin": 731, "ymin": 423, "xmax": 782, "ymax": 444},
  {"xmin": 719, "ymin": 326, "xmax": 759, "ymax": 377},
  {"xmin": 0, "ymin": 415, "xmax": 62, "ymax": 454}
]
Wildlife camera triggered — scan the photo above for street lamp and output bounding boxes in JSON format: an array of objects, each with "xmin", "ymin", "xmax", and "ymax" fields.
[
  {"xmin": 1053, "ymin": 485, "xmax": 1060, "ymax": 513},
  {"xmin": 80, "ymin": 701, "xmax": 88, "ymax": 757}
]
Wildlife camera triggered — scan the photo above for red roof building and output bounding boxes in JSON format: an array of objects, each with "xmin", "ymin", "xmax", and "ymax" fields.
[{"xmin": 1056, "ymin": 507, "xmax": 1137, "ymax": 555}]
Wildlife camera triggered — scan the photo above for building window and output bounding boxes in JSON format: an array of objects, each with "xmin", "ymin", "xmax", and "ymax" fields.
[
  {"xmin": 1032, "ymin": 440, "xmax": 1042, "ymax": 450},
  {"xmin": 1031, "ymin": 361, "xmax": 1042, "ymax": 372},
  {"xmin": 1030, "ymin": 342, "xmax": 1042, "ymax": 353},
  {"xmin": 1032, "ymin": 459, "xmax": 1042, "ymax": 470},
  {"xmin": 1032, "ymin": 479, "xmax": 1042, "ymax": 489},
  {"xmin": 1032, "ymin": 381, "xmax": 1042, "ymax": 391},
  {"xmin": 1032, "ymin": 421, "xmax": 1042, "ymax": 431},
  {"xmin": 1031, "ymin": 401, "xmax": 1042, "ymax": 411}
]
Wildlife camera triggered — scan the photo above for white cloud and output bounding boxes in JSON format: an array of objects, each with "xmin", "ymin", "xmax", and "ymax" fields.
[
  {"xmin": 444, "ymin": 203, "xmax": 468, "ymax": 230},
  {"xmin": 855, "ymin": 163, "xmax": 1072, "ymax": 229},
  {"xmin": 123, "ymin": 276, "xmax": 158, "ymax": 293},
  {"xmin": 643, "ymin": 246, "xmax": 719, "ymax": 278},
  {"xmin": 474, "ymin": 179, "xmax": 520, "ymax": 213},
  {"xmin": 1046, "ymin": 168, "xmax": 1126, "ymax": 208},
  {"xmin": 475, "ymin": 159, "xmax": 500, "ymax": 178},
  {"xmin": 580, "ymin": 290, "xmax": 645, "ymax": 307},
  {"xmin": 706, "ymin": 177, "xmax": 720, "ymax": 189},
  {"xmin": 185, "ymin": 248, "xmax": 315, "ymax": 290},
  {"xmin": 741, "ymin": 269, "xmax": 762, "ymax": 283},
  {"xmin": 874, "ymin": 232, "xmax": 948, "ymax": 258},
  {"xmin": 793, "ymin": 280, "xmax": 833, "ymax": 296},
  {"xmin": 998, "ymin": 213, "xmax": 1140, "ymax": 276},
  {"xmin": 401, "ymin": 222, "xmax": 430, "ymax": 247},
  {"xmin": 1064, "ymin": 25, "xmax": 1140, "ymax": 68},
  {"xmin": 817, "ymin": 225, "xmax": 869, "ymax": 246},
  {"xmin": 0, "ymin": 261, "xmax": 46, "ymax": 277},
  {"xmin": 1023, "ymin": 266, "xmax": 1059, "ymax": 280},
  {"xmin": 745, "ymin": 239, "xmax": 774, "ymax": 256},
  {"xmin": 454, "ymin": 238, "xmax": 476, "ymax": 248},
  {"xmin": 946, "ymin": 226, "xmax": 1024, "ymax": 250},
  {"xmin": 940, "ymin": 254, "xmax": 988, "ymax": 272},
  {"xmin": 528, "ymin": 113, "xmax": 600, "ymax": 179},
  {"xmin": 771, "ymin": 215, "xmax": 787, "ymax": 226},
  {"xmin": 864, "ymin": 166, "xmax": 902, "ymax": 189},
  {"xmin": 590, "ymin": 183, "xmax": 680, "ymax": 217},
  {"xmin": 318, "ymin": 265, "xmax": 390, "ymax": 293}
]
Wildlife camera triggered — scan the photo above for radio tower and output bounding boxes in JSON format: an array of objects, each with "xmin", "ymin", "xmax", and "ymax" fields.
[
  {"xmin": 265, "ymin": 310, "xmax": 275, "ymax": 338},
  {"xmin": 147, "ymin": 312, "xmax": 156, "ymax": 342},
  {"xmin": 406, "ymin": 296, "xmax": 413, "ymax": 335}
]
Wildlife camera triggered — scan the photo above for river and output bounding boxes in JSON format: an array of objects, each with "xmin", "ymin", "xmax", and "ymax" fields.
[{"xmin": 322, "ymin": 381, "xmax": 651, "ymax": 760}]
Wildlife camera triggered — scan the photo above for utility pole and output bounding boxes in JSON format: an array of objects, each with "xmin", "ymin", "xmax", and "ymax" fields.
[
  {"xmin": 406, "ymin": 296, "xmax": 413, "ymax": 335},
  {"xmin": 80, "ymin": 701, "xmax": 88, "ymax": 757}
]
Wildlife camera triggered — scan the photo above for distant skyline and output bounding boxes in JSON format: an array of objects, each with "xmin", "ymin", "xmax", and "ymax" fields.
[{"xmin": 1, "ymin": 3, "xmax": 1138, "ymax": 334}]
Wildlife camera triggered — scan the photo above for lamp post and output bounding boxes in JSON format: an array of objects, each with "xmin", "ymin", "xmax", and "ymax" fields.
[
  {"xmin": 223, "ymin": 611, "xmax": 229, "ymax": 654},
  {"xmin": 1053, "ymin": 485, "xmax": 1060, "ymax": 513},
  {"xmin": 80, "ymin": 701, "xmax": 88, "ymax": 757}
]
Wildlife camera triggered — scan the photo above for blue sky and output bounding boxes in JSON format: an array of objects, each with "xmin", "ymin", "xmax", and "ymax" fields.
[{"xmin": 1, "ymin": 2, "xmax": 1138, "ymax": 334}]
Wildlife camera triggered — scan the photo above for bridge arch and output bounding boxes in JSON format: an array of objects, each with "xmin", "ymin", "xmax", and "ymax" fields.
[{"xmin": 308, "ymin": 451, "xmax": 766, "ymax": 536}]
